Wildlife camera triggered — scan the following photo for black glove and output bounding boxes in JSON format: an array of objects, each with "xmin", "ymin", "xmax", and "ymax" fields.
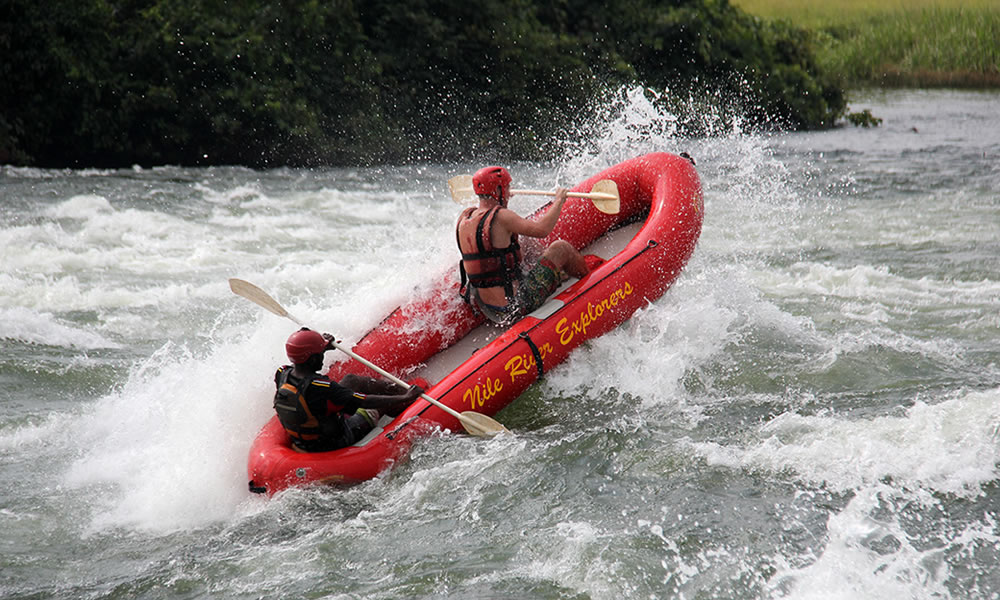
[{"xmin": 321, "ymin": 332, "xmax": 340, "ymax": 349}]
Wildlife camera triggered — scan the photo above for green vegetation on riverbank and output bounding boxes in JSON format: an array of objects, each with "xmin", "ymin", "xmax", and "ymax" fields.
[
  {"xmin": 1, "ymin": 0, "xmax": 847, "ymax": 168},
  {"xmin": 732, "ymin": 0, "xmax": 1000, "ymax": 87}
]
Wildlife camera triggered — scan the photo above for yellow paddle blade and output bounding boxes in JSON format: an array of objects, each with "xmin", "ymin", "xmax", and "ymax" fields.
[
  {"xmin": 589, "ymin": 179, "xmax": 620, "ymax": 215},
  {"xmin": 448, "ymin": 174, "xmax": 475, "ymax": 204}
]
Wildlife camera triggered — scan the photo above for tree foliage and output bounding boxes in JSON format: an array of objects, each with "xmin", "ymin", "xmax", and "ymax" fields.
[{"xmin": 1, "ymin": 0, "xmax": 845, "ymax": 167}]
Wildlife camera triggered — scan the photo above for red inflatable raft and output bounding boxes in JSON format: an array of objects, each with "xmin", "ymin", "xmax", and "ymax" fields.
[{"xmin": 247, "ymin": 152, "xmax": 703, "ymax": 494}]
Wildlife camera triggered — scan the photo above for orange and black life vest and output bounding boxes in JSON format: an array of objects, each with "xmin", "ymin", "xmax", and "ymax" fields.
[
  {"xmin": 273, "ymin": 369, "xmax": 324, "ymax": 444},
  {"xmin": 456, "ymin": 206, "xmax": 522, "ymax": 303},
  {"xmin": 273, "ymin": 367, "xmax": 363, "ymax": 451}
]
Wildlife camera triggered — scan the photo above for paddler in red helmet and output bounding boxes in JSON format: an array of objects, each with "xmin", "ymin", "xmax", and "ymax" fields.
[
  {"xmin": 273, "ymin": 328, "xmax": 423, "ymax": 452},
  {"xmin": 456, "ymin": 166, "xmax": 590, "ymax": 325}
]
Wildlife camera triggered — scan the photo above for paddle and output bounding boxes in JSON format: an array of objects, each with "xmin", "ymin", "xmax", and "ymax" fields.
[
  {"xmin": 448, "ymin": 175, "xmax": 621, "ymax": 215},
  {"xmin": 228, "ymin": 278, "xmax": 508, "ymax": 437}
]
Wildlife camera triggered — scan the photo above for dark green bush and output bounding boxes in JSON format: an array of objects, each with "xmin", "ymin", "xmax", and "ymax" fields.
[{"xmin": 1, "ymin": 0, "xmax": 845, "ymax": 167}]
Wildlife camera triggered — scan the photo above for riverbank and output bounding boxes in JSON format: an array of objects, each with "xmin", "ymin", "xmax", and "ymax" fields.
[
  {"xmin": 1, "ymin": 0, "xmax": 846, "ymax": 169},
  {"xmin": 733, "ymin": 0, "xmax": 1000, "ymax": 88}
]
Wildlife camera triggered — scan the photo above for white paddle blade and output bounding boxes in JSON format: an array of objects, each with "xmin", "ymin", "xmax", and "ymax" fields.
[
  {"xmin": 448, "ymin": 174, "xmax": 475, "ymax": 204},
  {"xmin": 229, "ymin": 278, "xmax": 289, "ymax": 319},
  {"xmin": 589, "ymin": 180, "xmax": 620, "ymax": 214},
  {"xmin": 459, "ymin": 411, "xmax": 509, "ymax": 436}
]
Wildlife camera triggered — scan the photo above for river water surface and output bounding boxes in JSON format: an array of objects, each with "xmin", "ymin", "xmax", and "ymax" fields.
[{"xmin": 2, "ymin": 89, "xmax": 999, "ymax": 599}]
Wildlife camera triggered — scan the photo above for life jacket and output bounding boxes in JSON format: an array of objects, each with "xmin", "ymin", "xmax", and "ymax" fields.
[
  {"xmin": 456, "ymin": 206, "xmax": 522, "ymax": 303},
  {"xmin": 273, "ymin": 368, "xmax": 343, "ymax": 449}
]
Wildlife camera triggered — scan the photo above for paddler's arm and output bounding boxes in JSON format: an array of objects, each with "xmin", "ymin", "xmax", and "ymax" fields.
[
  {"xmin": 321, "ymin": 334, "xmax": 407, "ymax": 397},
  {"xmin": 497, "ymin": 187, "xmax": 569, "ymax": 239},
  {"xmin": 356, "ymin": 385, "xmax": 423, "ymax": 412}
]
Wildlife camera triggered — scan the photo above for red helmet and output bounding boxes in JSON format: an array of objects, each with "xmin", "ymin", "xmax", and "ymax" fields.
[
  {"xmin": 472, "ymin": 166, "xmax": 512, "ymax": 203},
  {"xmin": 285, "ymin": 328, "xmax": 327, "ymax": 364}
]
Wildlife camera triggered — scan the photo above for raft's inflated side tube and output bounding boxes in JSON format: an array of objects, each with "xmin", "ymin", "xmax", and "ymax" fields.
[{"xmin": 247, "ymin": 152, "xmax": 703, "ymax": 495}]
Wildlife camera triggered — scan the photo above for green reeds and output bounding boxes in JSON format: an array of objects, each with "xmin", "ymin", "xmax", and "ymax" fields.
[
  {"xmin": 822, "ymin": 6, "xmax": 1000, "ymax": 86},
  {"xmin": 734, "ymin": 1, "xmax": 1000, "ymax": 87}
]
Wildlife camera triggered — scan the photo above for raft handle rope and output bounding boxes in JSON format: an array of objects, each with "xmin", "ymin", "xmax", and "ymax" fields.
[{"xmin": 518, "ymin": 332, "xmax": 545, "ymax": 380}]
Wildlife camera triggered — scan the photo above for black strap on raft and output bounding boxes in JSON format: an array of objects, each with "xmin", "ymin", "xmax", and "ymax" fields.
[
  {"xmin": 519, "ymin": 332, "xmax": 545, "ymax": 379},
  {"xmin": 458, "ymin": 261, "xmax": 471, "ymax": 304}
]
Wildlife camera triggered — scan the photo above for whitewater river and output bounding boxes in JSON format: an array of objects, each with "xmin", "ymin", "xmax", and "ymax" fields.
[{"xmin": 2, "ymin": 89, "xmax": 998, "ymax": 599}]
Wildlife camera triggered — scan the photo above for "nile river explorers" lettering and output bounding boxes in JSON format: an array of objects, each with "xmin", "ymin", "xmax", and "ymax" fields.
[
  {"xmin": 555, "ymin": 282, "xmax": 634, "ymax": 345},
  {"xmin": 504, "ymin": 342, "xmax": 554, "ymax": 382},
  {"xmin": 461, "ymin": 281, "xmax": 634, "ymax": 410}
]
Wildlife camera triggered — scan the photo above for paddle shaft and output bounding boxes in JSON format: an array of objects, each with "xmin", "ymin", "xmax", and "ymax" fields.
[
  {"xmin": 511, "ymin": 189, "xmax": 617, "ymax": 201},
  {"xmin": 327, "ymin": 340, "xmax": 469, "ymax": 424},
  {"xmin": 448, "ymin": 175, "xmax": 619, "ymax": 215}
]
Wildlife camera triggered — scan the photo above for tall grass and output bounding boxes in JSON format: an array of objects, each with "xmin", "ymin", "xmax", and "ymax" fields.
[
  {"xmin": 732, "ymin": 0, "xmax": 997, "ymax": 27},
  {"xmin": 733, "ymin": 0, "xmax": 1000, "ymax": 87}
]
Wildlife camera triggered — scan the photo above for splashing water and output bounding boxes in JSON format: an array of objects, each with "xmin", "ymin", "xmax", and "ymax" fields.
[{"xmin": 2, "ymin": 88, "xmax": 999, "ymax": 599}]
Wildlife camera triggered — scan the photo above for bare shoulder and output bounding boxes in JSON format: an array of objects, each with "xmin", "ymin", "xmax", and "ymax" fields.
[
  {"xmin": 494, "ymin": 207, "xmax": 528, "ymax": 228},
  {"xmin": 496, "ymin": 206, "xmax": 550, "ymax": 238}
]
